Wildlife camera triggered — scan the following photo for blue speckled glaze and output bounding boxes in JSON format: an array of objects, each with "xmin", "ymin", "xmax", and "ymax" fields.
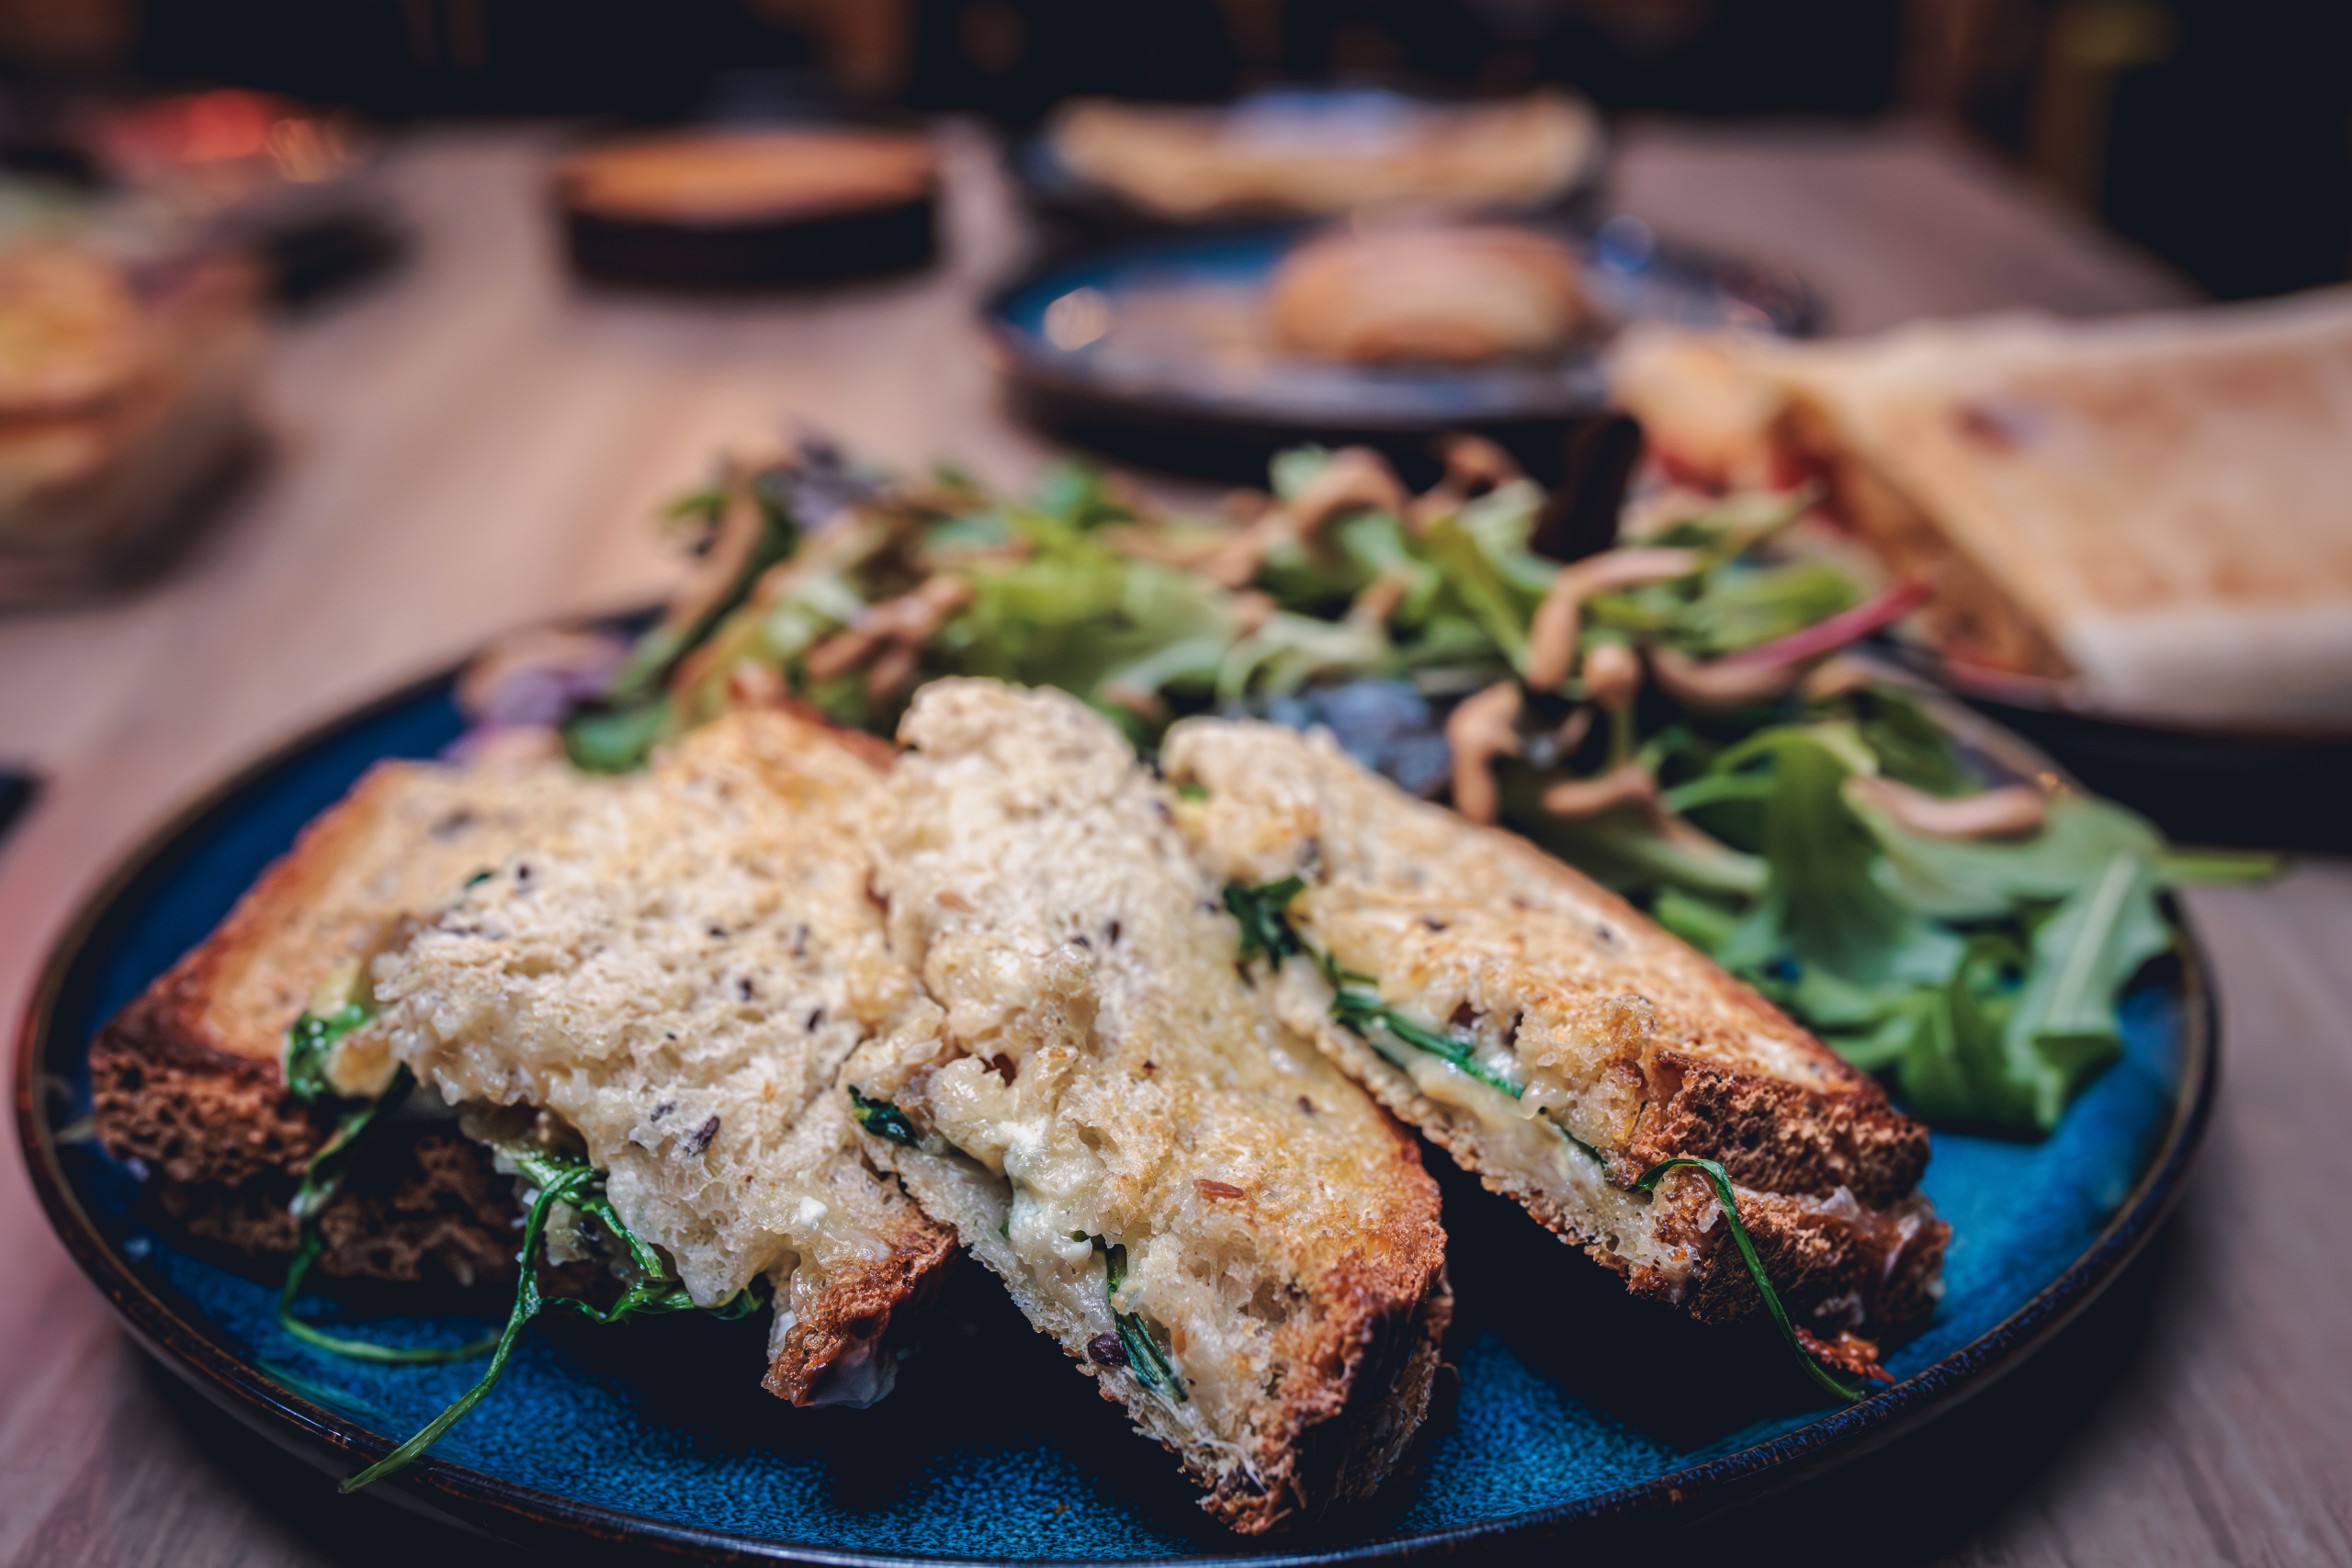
[{"xmin": 33, "ymin": 679, "xmax": 2187, "ymax": 1562}]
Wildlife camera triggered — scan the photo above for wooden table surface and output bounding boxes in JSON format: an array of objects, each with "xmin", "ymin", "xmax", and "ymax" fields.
[{"xmin": 2, "ymin": 118, "xmax": 2344, "ymax": 1568}]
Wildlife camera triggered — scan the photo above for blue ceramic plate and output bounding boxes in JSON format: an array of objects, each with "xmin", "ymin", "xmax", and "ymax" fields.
[
  {"xmin": 987, "ymin": 220, "xmax": 1817, "ymax": 434},
  {"xmin": 14, "ymin": 661, "xmax": 2213, "ymax": 1562}
]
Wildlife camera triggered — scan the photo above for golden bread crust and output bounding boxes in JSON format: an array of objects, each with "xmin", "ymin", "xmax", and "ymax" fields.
[
  {"xmin": 763, "ymin": 1201, "xmax": 958, "ymax": 1406},
  {"xmin": 93, "ymin": 999, "xmax": 326, "ymax": 1188},
  {"xmin": 1162, "ymin": 717, "xmax": 1948, "ymax": 1337},
  {"xmin": 374, "ymin": 710, "xmax": 956, "ymax": 1405},
  {"xmin": 849, "ymin": 681, "xmax": 1450, "ymax": 1532},
  {"xmin": 92, "ymin": 758, "xmax": 592, "ymax": 1186},
  {"xmin": 1631, "ymin": 1049, "xmax": 1927, "ymax": 1209},
  {"xmin": 89, "ymin": 759, "xmax": 598, "ymax": 1289}
]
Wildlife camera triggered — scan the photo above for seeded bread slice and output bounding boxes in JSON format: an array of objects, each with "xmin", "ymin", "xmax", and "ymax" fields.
[
  {"xmin": 843, "ymin": 682, "xmax": 1451, "ymax": 1534},
  {"xmin": 92, "ymin": 757, "xmax": 600, "ymax": 1286},
  {"xmin": 367, "ymin": 710, "xmax": 954, "ymax": 1405},
  {"xmin": 1161, "ymin": 718, "xmax": 1948, "ymax": 1341}
]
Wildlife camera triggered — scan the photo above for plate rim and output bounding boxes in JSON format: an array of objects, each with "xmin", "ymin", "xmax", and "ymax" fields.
[
  {"xmin": 980, "ymin": 221, "xmax": 1822, "ymax": 436},
  {"xmin": 12, "ymin": 653, "xmax": 2219, "ymax": 1567}
]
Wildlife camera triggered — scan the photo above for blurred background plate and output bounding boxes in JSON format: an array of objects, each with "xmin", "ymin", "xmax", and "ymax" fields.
[
  {"xmin": 1015, "ymin": 85, "xmax": 1610, "ymax": 246},
  {"xmin": 554, "ymin": 114, "xmax": 941, "ymax": 293},
  {"xmin": 989, "ymin": 218, "xmax": 1816, "ymax": 485},
  {"xmin": 1887, "ymin": 645, "xmax": 2352, "ymax": 852},
  {"xmin": 16, "ymin": 650, "xmax": 2212, "ymax": 1563}
]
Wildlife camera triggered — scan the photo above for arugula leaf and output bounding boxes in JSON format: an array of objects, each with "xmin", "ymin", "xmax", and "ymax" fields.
[
  {"xmin": 336, "ymin": 1152, "xmax": 587, "ymax": 1491},
  {"xmin": 1218, "ymin": 879, "xmax": 1557, "ymax": 1119},
  {"xmin": 1418, "ymin": 516, "xmax": 1531, "ymax": 671},
  {"xmin": 1222, "ymin": 876, "xmax": 1305, "ymax": 964},
  {"xmin": 1631, "ymin": 1157, "xmax": 1867, "ymax": 1404},
  {"xmin": 1854, "ymin": 790, "xmax": 2165, "ymax": 922},
  {"xmin": 277, "ymin": 1055, "xmax": 507, "ymax": 1365},
  {"xmin": 1675, "ymin": 559, "xmax": 1861, "ymax": 657},
  {"xmin": 561, "ymin": 697, "xmax": 671, "ymax": 774},
  {"xmin": 1999, "ymin": 852, "xmax": 2170, "ymax": 1128},
  {"xmin": 1268, "ymin": 446, "xmax": 1335, "ymax": 502},
  {"xmin": 1515, "ymin": 802, "xmax": 1771, "ymax": 899},
  {"xmin": 1454, "ymin": 480, "xmax": 1558, "ymax": 598},
  {"xmin": 1096, "ymin": 1239, "xmax": 1185, "ymax": 1402},
  {"xmin": 1327, "ymin": 979, "xmax": 1525, "ymax": 1100},
  {"xmin": 1651, "ymin": 886, "xmax": 1745, "ymax": 953},
  {"xmin": 1031, "ymin": 460, "xmax": 1129, "ymax": 531},
  {"xmin": 1854, "ymin": 686, "xmax": 1973, "ymax": 798},
  {"xmin": 341, "ymin": 1144, "xmax": 762, "ymax": 1491},
  {"xmin": 1735, "ymin": 732, "xmax": 1961, "ymax": 987},
  {"xmin": 1872, "ymin": 935, "xmax": 2035, "ymax": 1127},
  {"xmin": 848, "ymin": 1087, "xmax": 922, "ymax": 1147},
  {"xmin": 277, "ymin": 985, "xmax": 506, "ymax": 1359},
  {"xmin": 284, "ymin": 1000, "xmax": 370, "ymax": 1105},
  {"xmin": 662, "ymin": 488, "xmax": 729, "ymax": 529}
]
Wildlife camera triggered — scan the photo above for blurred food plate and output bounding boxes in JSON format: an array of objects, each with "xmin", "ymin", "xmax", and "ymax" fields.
[
  {"xmin": 18, "ymin": 643, "xmax": 2212, "ymax": 1563},
  {"xmin": 1023, "ymin": 87, "xmax": 1606, "ymax": 231},
  {"xmin": 989, "ymin": 217, "xmax": 1815, "ymax": 483},
  {"xmin": 555, "ymin": 125, "xmax": 938, "ymax": 291},
  {"xmin": 89, "ymin": 89, "xmax": 405, "ymax": 309},
  {"xmin": 0, "ymin": 241, "xmax": 264, "ymax": 604}
]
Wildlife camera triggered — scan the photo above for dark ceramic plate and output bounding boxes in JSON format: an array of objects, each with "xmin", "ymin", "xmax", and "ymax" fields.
[
  {"xmin": 15, "ymin": 661, "xmax": 2213, "ymax": 1563},
  {"xmin": 554, "ymin": 119, "xmax": 938, "ymax": 293},
  {"xmin": 986, "ymin": 219, "xmax": 1815, "ymax": 486},
  {"xmin": 1883, "ymin": 643, "xmax": 2352, "ymax": 854}
]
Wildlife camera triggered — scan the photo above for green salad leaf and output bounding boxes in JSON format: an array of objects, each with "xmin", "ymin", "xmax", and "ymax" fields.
[
  {"xmin": 1095, "ymin": 1238, "xmax": 1185, "ymax": 1402},
  {"xmin": 283, "ymin": 1000, "xmax": 369, "ymax": 1105},
  {"xmin": 1596, "ymin": 705, "xmax": 2262, "ymax": 1133},
  {"xmin": 848, "ymin": 1086, "xmax": 922, "ymax": 1147}
]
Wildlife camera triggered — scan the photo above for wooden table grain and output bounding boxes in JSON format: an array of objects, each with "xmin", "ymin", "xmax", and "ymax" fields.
[{"xmin": 3, "ymin": 117, "xmax": 2344, "ymax": 1568}]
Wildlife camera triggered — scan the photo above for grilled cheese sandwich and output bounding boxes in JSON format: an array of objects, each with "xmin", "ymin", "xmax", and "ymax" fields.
[
  {"xmin": 842, "ymin": 681, "xmax": 1451, "ymax": 1532},
  {"xmin": 1162, "ymin": 717, "xmax": 1947, "ymax": 1341}
]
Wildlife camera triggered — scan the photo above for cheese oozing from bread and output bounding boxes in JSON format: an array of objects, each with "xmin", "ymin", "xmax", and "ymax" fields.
[
  {"xmin": 364, "ymin": 710, "xmax": 953, "ymax": 1404},
  {"xmin": 843, "ymin": 681, "xmax": 1449, "ymax": 1534},
  {"xmin": 1162, "ymin": 716, "xmax": 1947, "ymax": 1337}
]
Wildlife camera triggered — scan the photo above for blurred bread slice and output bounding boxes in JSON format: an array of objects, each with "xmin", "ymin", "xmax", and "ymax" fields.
[
  {"xmin": 843, "ymin": 681, "xmax": 1449, "ymax": 1533},
  {"xmin": 1271, "ymin": 224, "xmax": 1588, "ymax": 363},
  {"xmin": 1611, "ymin": 288, "xmax": 2352, "ymax": 726},
  {"xmin": 368, "ymin": 709, "xmax": 953, "ymax": 1404},
  {"xmin": 1163, "ymin": 717, "xmax": 1947, "ymax": 1343}
]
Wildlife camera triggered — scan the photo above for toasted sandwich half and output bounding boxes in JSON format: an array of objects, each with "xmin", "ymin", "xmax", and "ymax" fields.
[
  {"xmin": 92, "ymin": 756, "xmax": 598, "ymax": 1287},
  {"xmin": 842, "ymin": 681, "xmax": 1451, "ymax": 1534},
  {"xmin": 355, "ymin": 709, "xmax": 954, "ymax": 1404},
  {"xmin": 1160, "ymin": 718, "xmax": 1947, "ymax": 1349},
  {"xmin": 1611, "ymin": 291, "xmax": 2352, "ymax": 726}
]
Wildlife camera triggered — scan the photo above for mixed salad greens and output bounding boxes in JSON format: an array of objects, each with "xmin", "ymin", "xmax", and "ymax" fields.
[{"xmin": 547, "ymin": 434, "xmax": 2264, "ymax": 1135}]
